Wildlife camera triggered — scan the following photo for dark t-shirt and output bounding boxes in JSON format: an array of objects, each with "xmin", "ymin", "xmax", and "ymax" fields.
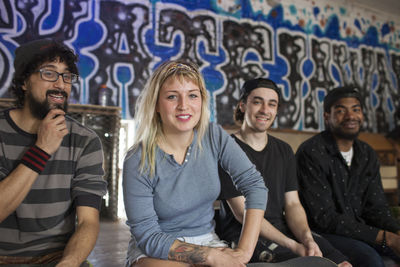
[{"xmin": 218, "ymin": 134, "xmax": 298, "ymax": 240}]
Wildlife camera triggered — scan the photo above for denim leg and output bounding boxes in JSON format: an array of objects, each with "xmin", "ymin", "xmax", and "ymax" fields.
[{"xmin": 321, "ymin": 233, "xmax": 385, "ymax": 267}]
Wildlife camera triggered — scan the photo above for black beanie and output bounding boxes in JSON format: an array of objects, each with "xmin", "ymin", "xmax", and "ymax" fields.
[{"xmin": 239, "ymin": 78, "xmax": 281, "ymax": 101}]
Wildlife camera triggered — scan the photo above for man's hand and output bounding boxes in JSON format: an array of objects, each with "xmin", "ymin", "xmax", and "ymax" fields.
[
  {"xmin": 303, "ymin": 239, "xmax": 323, "ymax": 257},
  {"xmin": 55, "ymin": 258, "xmax": 80, "ymax": 267},
  {"xmin": 386, "ymin": 231, "xmax": 400, "ymax": 256},
  {"xmin": 36, "ymin": 109, "xmax": 68, "ymax": 154}
]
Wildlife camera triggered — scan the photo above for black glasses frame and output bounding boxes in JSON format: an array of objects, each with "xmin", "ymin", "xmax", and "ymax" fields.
[{"xmin": 37, "ymin": 69, "xmax": 79, "ymax": 84}]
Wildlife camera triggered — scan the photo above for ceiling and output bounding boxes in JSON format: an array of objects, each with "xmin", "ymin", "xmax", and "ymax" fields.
[{"xmin": 352, "ymin": 0, "xmax": 400, "ymax": 17}]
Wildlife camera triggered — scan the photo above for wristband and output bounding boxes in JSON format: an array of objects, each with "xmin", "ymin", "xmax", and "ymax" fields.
[
  {"xmin": 382, "ymin": 230, "xmax": 387, "ymax": 249},
  {"xmin": 21, "ymin": 145, "xmax": 51, "ymax": 174}
]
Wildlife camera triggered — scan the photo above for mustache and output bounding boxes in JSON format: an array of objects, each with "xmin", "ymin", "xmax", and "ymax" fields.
[
  {"xmin": 46, "ymin": 90, "xmax": 68, "ymax": 98},
  {"xmin": 256, "ymin": 112, "xmax": 272, "ymax": 119},
  {"xmin": 340, "ymin": 119, "xmax": 361, "ymax": 125}
]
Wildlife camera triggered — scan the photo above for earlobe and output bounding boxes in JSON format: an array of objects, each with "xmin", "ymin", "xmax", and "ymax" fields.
[
  {"xmin": 323, "ymin": 112, "xmax": 329, "ymax": 123},
  {"xmin": 239, "ymin": 101, "xmax": 245, "ymax": 113}
]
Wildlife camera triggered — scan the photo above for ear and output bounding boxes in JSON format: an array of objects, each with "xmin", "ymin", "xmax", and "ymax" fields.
[
  {"xmin": 323, "ymin": 112, "xmax": 329, "ymax": 123},
  {"xmin": 239, "ymin": 100, "xmax": 246, "ymax": 113},
  {"xmin": 22, "ymin": 81, "xmax": 27, "ymax": 91}
]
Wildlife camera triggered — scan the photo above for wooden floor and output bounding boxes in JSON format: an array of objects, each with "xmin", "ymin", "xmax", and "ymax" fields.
[{"xmin": 88, "ymin": 219, "xmax": 130, "ymax": 267}]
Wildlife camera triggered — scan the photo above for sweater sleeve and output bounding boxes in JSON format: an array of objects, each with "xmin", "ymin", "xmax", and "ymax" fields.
[
  {"xmin": 71, "ymin": 134, "xmax": 107, "ymax": 209},
  {"xmin": 212, "ymin": 124, "xmax": 268, "ymax": 210},
  {"xmin": 123, "ymin": 148, "xmax": 175, "ymax": 260}
]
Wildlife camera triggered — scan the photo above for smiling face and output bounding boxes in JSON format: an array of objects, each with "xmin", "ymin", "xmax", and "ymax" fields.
[
  {"xmin": 156, "ymin": 76, "xmax": 202, "ymax": 137},
  {"xmin": 324, "ymin": 97, "xmax": 363, "ymax": 140},
  {"xmin": 240, "ymin": 87, "xmax": 279, "ymax": 133},
  {"xmin": 23, "ymin": 59, "xmax": 71, "ymax": 119}
]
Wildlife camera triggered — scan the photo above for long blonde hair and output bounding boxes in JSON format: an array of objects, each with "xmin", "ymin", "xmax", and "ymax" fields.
[{"xmin": 131, "ymin": 60, "xmax": 210, "ymax": 176}]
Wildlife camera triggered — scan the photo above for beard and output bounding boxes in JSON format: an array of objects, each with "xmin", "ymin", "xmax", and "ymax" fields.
[
  {"xmin": 26, "ymin": 89, "xmax": 68, "ymax": 120},
  {"xmin": 328, "ymin": 120, "xmax": 362, "ymax": 140}
]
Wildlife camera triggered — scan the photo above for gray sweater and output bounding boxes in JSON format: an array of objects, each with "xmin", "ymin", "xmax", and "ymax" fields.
[{"xmin": 123, "ymin": 123, "xmax": 267, "ymax": 260}]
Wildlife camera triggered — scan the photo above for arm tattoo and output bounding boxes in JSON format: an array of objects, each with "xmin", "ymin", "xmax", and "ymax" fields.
[{"xmin": 168, "ymin": 243, "xmax": 208, "ymax": 264}]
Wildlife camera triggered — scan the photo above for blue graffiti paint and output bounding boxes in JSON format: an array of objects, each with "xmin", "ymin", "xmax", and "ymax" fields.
[
  {"xmin": 324, "ymin": 15, "xmax": 340, "ymax": 39},
  {"xmin": 331, "ymin": 64, "xmax": 341, "ymax": 83},
  {"xmin": 362, "ymin": 27, "xmax": 379, "ymax": 46},
  {"xmin": 391, "ymin": 72, "xmax": 398, "ymax": 89},
  {"xmin": 354, "ymin": 19, "xmax": 361, "ymax": 32},
  {"xmin": 387, "ymin": 98, "xmax": 393, "ymax": 112},
  {"xmin": 302, "ymin": 58, "xmax": 314, "ymax": 78},
  {"xmin": 372, "ymin": 73, "xmax": 378, "ymax": 90},
  {"xmin": 42, "ymin": 0, "xmax": 61, "ymax": 31},
  {"xmin": 198, "ymin": 42, "xmax": 225, "ymax": 93},
  {"xmin": 345, "ymin": 64, "xmax": 351, "ymax": 80},
  {"xmin": 116, "ymin": 65, "xmax": 132, "ymax": 119},
  {"xmin": 302, "ymin": 81, "xmax": 308, "ymax": 97},
  {"xmin": 317, "ymin": 88, "xmax": 326, "ymax": 103},
  {"xmin": 313, "ymin": 7, "xmax": 320, "ymax": 18},
  {"xmin": 371, "ymin": 92, "xmax": 378, "ymax": 107},
  {"xmin": 0, "ymin": 0, "xmax": 399, "ymax": 133},
  {"xmin": 72, "ymin": 2, "xmax": 104, "ymax": 79},
  {"xmin": 381, "ymin": 23, "xmax": 390, "ymax": 38},
  {"xmin": 244, "ymin": 51, "xmax": 259, "ymax": 61},
  {"xmin": 289, "ymin": 5, "xmax": 297, "ymax": 15},
  {"xmin": 145, "ymin": 29, "xmax": 181, "ymax": 65}
]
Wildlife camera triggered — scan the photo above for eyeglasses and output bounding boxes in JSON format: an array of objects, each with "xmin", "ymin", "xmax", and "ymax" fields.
[{"xmin": 37, "ymin": 69, "xmax": 79, "ymax": 84}]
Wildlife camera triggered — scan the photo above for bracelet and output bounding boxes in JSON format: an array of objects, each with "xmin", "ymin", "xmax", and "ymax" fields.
[
  {"xmin": 382, "ymin": 230, "xmax": 387, "ymax": 249},
  {"xmin": 21, "ymin": 145, "xmax": 51, "ymax": 174}
]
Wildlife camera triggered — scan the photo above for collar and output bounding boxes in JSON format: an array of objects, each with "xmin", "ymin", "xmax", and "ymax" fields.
[{"xmin": 321, "ymin": 130, "xmax": 363, "ymax": 159}]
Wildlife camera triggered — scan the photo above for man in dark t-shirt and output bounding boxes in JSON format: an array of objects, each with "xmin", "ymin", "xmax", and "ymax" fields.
[{"xmin": 217, "ymin": 78, "xmax": 350, "ymax": 266}]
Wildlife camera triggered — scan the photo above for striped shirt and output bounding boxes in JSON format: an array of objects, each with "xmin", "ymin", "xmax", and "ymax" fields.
[{"xmin": 0, "ymin": 109, "xmax": 107, "ymax": 257}]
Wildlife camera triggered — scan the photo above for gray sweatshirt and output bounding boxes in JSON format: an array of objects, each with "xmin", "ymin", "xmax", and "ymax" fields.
[{"xmin": 123, "ymin": 122, "xmax": 267, "ymax": 260}]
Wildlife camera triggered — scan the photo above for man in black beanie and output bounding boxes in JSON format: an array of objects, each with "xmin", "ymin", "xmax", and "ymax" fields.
[
  {"xmin": 0, "ymin": 39, "xmax": 107, "ymax": 266},
  {"xmin": 296, "ymin": 86, "xmax": 400, "ymax": 266}
]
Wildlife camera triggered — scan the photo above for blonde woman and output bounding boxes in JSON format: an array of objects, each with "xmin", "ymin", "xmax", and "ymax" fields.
[{"xmin": 123, "ymin": 60, "xmax": 267, "ymax": 267}]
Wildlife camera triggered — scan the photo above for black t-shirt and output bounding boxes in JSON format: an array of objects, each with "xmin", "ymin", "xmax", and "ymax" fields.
[{"xmin": 217, "ymin": 134, "xmax": 298, "ymax": 240}]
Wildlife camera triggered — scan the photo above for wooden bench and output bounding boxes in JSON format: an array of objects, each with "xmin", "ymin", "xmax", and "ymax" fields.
[{"xmin": 223, "ymin": 126, "xmax": 399, "ymax": 205}]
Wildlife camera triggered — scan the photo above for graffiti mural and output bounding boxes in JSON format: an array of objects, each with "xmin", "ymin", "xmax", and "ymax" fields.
[{"xmin": 0, "ymin": 0, "xmax": 399, "ymax": 133}]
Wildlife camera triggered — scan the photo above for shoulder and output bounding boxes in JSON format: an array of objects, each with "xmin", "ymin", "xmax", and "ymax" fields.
[
  {"xmin": 65, "ymin": 115, "xmax": 100, "ymax": 139},
  {"xmin": 268, "ymin": 134, "xmax": 294, "ymax": 153},
  {"xmin": 204, "ymin": 122, "xmax": 229, "ymax": 143},
  {"xmin": 124, "ymin": 144, "xmax": 142, "ymax": 162},
  {"xmin": 297, "ymin": 132, "xmax": 325, "ymax": 153},
  {"xmin": 354, "ymin": 138, "xmax": 377, "ymax": 157},
  {"xmin": 207, "ymin": 122, "xmax": 223, "ymax": 134}
]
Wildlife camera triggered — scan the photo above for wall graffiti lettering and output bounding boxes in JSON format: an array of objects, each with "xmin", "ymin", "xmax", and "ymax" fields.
[{"xmin": 0, "ymin": 0, "xmax": 398, "ymax": 133}]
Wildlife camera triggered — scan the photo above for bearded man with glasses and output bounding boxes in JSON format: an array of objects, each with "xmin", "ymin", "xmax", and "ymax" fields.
[{"xmin": 0, "ymin": 39, "xmax": 107, "ymax": 267}]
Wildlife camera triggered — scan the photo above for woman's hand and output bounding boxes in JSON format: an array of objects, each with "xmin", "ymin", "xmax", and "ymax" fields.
[{"xmin": 207, "ymin": 247, "xmax": 246, "ymax": 267}]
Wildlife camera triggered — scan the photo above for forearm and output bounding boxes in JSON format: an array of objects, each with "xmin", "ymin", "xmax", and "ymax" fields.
[
  {"xmin": 169, "ymin": 240, "xmax": 211, "ymax": 265},
  {"xmin": 57, "ymin": 210, "xmax": 100, "ymax": 267},
  {"xmin": 0, "ymin": 164, "xmax": 39, "ymax": 222},
  {"xmin": 286, "ymin": 204, "xmax": 313, "ymax": 244},
  {"xmin": 259, "ymin": 218, "xmax": 298, "ymax": 250},
  {"xmin": 236, "ymin": 208, "xmax": 264, "ymax": 261}
]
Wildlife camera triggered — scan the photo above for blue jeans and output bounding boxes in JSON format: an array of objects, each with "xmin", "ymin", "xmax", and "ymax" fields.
[{"xmin": 322, "ymin": 233, "xmax": 400, "ymax": 267}]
